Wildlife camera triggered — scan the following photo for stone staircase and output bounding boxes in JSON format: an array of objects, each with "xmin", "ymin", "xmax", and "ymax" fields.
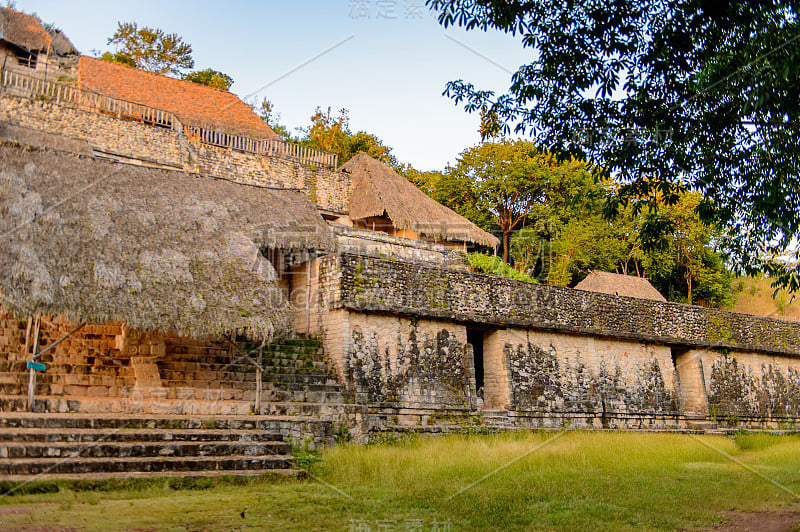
[
  {"xmin": 0, "ymin": 356, "xmax": 135, "ymax": 399},
  {"xmin": 0, "ymin": 413, "xmax": 302, "ymax": 481},
  {"xmin": 0, "ymin": 337, "xmax": 352, "ymax": 417},
  {"xmin": 158, "ymin": 337, "xmax": 347, "ymax": 405}
]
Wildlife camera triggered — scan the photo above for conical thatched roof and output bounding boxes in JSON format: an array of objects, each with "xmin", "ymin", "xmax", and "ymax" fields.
[
  {"xmin": 575, "ymin": 271, "xmax": 666, "ymax": 302},
  {"xmin": 0, "ymin": 128, "xmax": 333, "ymax": 339},
  {"xmin": 0, "ymin": 7, "xmax": 51, "ymax": 52},
  {"xmin": 341, "ymin": 153, "xmax": 499, "ymax": 247}
]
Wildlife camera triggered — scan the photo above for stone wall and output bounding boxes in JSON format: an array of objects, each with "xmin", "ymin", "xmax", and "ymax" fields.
[
  {"xmin": 0, "ymin": 95, "xmax": 352, "ymax": 212},
  {"xmin": 331, "ymin": 254, "xmax": 800, "ymax": 357},
  {"xmin": 307, "ymin": 306, "xmax": 475, "ymax": 409},
  {"xmin": 679, "ymin": 349, "xmax": 800, "ymax": 422},
  {"xmin": 0, "ymin": 309, "xmax": 131, "ymax": 407},
  {"xmin": 296, "ymin": 254, "xmax": 800, "ymax": 428},
  {"xmin": 0, "ymin": 308, "xmax": 252, "ymax": 412},
  {"xmin": 333, "ymin": 225, "xmax": 469, "ymax": 267},
  {"xmin": 501, "ymin": 329, "xmax": 678, "ymax": 423}
]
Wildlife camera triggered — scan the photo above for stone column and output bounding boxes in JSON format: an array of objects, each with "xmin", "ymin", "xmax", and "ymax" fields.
[
  {"xmin": 483, "ymin": 330, "xmax": 511, "ymax": 409},
  {"xmin": 674, "ymin": 349, "xmax": 709, "ymax": 416}
]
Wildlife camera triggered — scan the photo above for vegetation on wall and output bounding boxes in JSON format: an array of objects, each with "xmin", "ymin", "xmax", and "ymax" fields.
[{"xmin": 467, "ymin": 253, "xmax": 537, "ymax": 283}]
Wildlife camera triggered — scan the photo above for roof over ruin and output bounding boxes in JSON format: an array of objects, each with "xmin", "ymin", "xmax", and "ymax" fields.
[
  {"xmin": 574, "ymin": 271, "xmax": 667, "ymax": 302},
  {"xmin": 0, "ymin": 126, "xmax": 333, "ymax": 339},
  {"xmin": 341, "ymin": 153, "xmax": 499, "ymax": 247},
  {"xmin": 78, "ymin": 56, "xmax": 279, "ymax": 139},
  {"xmin": 0, "ymin": 7, "xmax": 52, "ymax": 52}
]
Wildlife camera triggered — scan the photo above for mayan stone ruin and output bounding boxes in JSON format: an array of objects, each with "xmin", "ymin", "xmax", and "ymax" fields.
[{"xmin": 1, "ymin": 6, "xmax": 800, "ymax": 480}]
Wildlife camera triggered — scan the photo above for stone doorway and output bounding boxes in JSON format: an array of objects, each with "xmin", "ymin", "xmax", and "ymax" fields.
[
  {"xmin": 466, "ymin": 327, "xmax": 510, "ymax": 409},
  {"xmin": 467, "ymin": 328, "xmax": 484, "ymax": 395}
]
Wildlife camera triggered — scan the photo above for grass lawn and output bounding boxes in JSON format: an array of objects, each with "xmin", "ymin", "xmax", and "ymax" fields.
[{"xmin": 1, "ymin": 431, "xmax": 799, "ymax": 531}]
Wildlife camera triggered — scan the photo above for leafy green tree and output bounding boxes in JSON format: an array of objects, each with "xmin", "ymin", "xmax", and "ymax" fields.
[
  {"xmin": 402, "ymin": 167, "xmax": 496, "ymax": 234},
  {"xmin": 300, "ymin": 107, "xmax": 397, "ymax": 166},
  {"xmin": 449, "ymin": 140, "xmax": 589, "ymax": 262},
  {"xmin": 640, "ymin": 194, "xmax": 733, "ymax": 307},
  {"xmin": 99, "ymin": 50, "xmax": 136, "ymax": 69},
  {"xmin": 104, "ymin": 21, "xmax": 194, "ymax": 76},
  {"xmin": 512, "ymin": 189, "xmax": 732, "ymax": 307},
  {"xmin": 184, "ymin": 69, "xmax": 233, "ymax": 91},
  {"xmin": 428, "ymin": 0, "xmax": 800, "ymax": 288}
]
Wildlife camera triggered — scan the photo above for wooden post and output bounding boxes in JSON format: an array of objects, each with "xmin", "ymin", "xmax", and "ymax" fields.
[
  {"xmin": 26, "ymin": 316, "xmax": 41, "ymax": 412},
  {"xmin": 23, "ymin": 317, "xmax": 32, "ymax": 358},
  {"xmin": 255, "ymin": 343, "xmax": 263, "ymax": 415}
]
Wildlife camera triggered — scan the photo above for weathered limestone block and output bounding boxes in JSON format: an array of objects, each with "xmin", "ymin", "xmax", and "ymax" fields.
[
  {"xmin": 704, "ymin": 350, "xmax": 800, "ymax": 419},
  {"xmin": 342, "ymin": 314, "xmax": 470, "ymax": 408},
  {"xmin": 116, "ymin": 324, "xmax": 165, "ymax": 393},
  {"xmin": 500, "ymin": 329, "xmax": 678, "ymax": 418},
  {"xmin": 674, "ymin": 349, "xmax": 709, "ymax": 415}
]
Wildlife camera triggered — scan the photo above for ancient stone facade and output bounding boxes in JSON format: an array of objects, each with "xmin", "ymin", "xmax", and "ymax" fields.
[
  {"xmin": 4, "ymin": 89, "xmax": 800, "ymax": 436},
  {"xmin": 0, "ymin": 96, "xmax": 352, "ymax": 212},
  {"xmin": 331, "ymin": 254, "xmax": 800, "ymax": 355},
  {"xmin": 292, "ymin": 254, "xmax": 800, "ymax": 430}
]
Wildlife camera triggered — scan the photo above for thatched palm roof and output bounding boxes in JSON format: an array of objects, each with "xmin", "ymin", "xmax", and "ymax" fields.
[
  {"xmin": 575, "ymin": 271, "xmax": 666, "ymax": 302},
  {"xmin": 79, "ymin": 56, "xmax": 279, "ymax": 139},
  {"xmin": 341, "ymin": 153, "xmax": 499, "ymax": 247},
  {"xmin": 0, "ymin": 130, "xmax": 333, "ymax": 339},
  {"xmin": 0, "ymin": 7, "xmax": 51, "ymax": 52}
]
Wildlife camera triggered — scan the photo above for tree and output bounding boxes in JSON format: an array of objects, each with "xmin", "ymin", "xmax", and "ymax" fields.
[
  {"xmin": 449, "ymin": 140, "xmax": 586, "ymax": 262},
  {"xmin": 404, "ymin": 167, "xmax": 496, "ymax": 233},
  {"xmin": 99, "ymin": 50, "xmax": 136, "ymax": 69},
  {"xmin": 184, "ymin": 69, "xmax": 233, "ymax": 91},
  {"xmin": 247, "ymin": 99, "xmax": 293, "ymax": 141},
  {"xmin": 428, "ymin": 1, "xmax": 800, "ymax": 288},
  {"xmin": 511, "ymin": 189, "xmax": 732, "ymax": 307},
  {"xmin": 104, "ymin": 22, "xmax": 194, "ymax": 76},
  {"xmin": 300, "ymin": 107, "xmax": 397, "ymax": 166}
]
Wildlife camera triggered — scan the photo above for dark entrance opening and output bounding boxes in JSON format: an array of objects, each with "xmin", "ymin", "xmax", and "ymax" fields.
[{"xmin": 467, "ymin": 328, "xmax": 484, "ymax": 391}]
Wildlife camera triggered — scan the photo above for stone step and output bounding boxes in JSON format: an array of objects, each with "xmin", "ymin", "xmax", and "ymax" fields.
[
  {"xmin": 0, "ymin": 412, "xmax": 342, "ymax": 439},
  {"xmin": 0, "ymin": 468, "xmax": 302, "ymax": 483},
  {"xmin": 0, "ymin": 410, "xmax": 311, "ymax": 479},
  {"xmin": 0, "ymin": 427, "xmax": 285, "ymax": 443},
  {"xmin": 0, "ymin": 454, "xmax": 295, "ymax": 476},
  {"xmin": 158, "ymin": 366, "xmax": 336, "ymax": 383},
  {"xmin": 162, "ymin": 350, "xmax": 324, "ymax": 365},
  {"xmin": 159, "ymin": 361, "xmax": 331, "ymax": 374},
  {"xmin": 0, "ymin": 440, "xmax": 290, "ymax": 459},
  {"xmin": 686, "ymin": 420, "xmax": 719, "ymax": 431}
]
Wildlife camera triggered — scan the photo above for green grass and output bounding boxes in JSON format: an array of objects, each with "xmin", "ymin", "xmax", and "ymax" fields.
[{"xmin": 1, "ymin": 431, "xmax": 799, "ymax": 531}]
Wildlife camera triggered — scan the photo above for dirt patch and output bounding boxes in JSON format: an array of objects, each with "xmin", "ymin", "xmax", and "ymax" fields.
[
  {"xmin": 0, "ymin": 504, "xmax": 54, "ymax": 517},
  {"xmin": 0, "ymin": 505, "xmax": 78, "ymax": 531},
  {"xmin": 4, "ymin": 529, "xmax": 78, "ymax": 532},
  {"xmin": 709, "ymin": 511, "xmax": 800, "ymax": 531}
]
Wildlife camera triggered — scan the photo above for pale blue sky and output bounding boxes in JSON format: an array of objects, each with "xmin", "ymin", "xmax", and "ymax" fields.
[{"xmin": 17, "ymin": 0, "xmax": 530, "ymax": 170}]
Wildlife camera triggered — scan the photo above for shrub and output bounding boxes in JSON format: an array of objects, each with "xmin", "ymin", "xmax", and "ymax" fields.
[{"xmin": 467, "ymin": 253, "xmax": 537, "ymax": 283}]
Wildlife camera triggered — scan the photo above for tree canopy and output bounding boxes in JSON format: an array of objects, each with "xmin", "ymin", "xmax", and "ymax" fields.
[
  {"xmin": 428, "ymin": 0, "xmax": 800, "ymax": 289},
  {"xmin": 184, "ymin": 69, "xmax": 233, "ymax": 91},
  {"xmin": 104, "ymin": 22, "xmax": 194, "ymax": 76},
  {"xmin": 299, "ymin": 107, "xmax": 397, "ymax": 166},
  {"xmin": 448, "ymin": 140, "xmax": 590, "ymax": 262}
]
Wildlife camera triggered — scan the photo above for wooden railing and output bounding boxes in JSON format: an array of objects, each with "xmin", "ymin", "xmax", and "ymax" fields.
[
  {"xmin": 0, "ymin": 68, "xmax": 338, "ymax": 168},
  {"xmin": 183, "ymin": 125, "xmax": 338, "ymax": 168}
]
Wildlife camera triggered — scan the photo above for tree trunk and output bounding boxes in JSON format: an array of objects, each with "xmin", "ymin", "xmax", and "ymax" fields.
[
  {"xmin": 502, "ymin": 229, "xmax": 510, "ymax": 263},
  {"xmin": 685, "ymin": 269, "xmax": 693, "ymax": 305}
]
